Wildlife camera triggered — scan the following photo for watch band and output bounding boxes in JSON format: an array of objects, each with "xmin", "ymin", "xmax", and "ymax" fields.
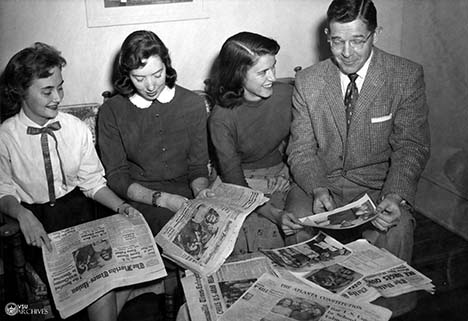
[{"xmin": 152, "ymin": 191, "xmax": 162, "ymax": 207}]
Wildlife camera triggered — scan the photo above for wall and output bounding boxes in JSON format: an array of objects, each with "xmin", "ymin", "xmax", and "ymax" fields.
[
  {"xmin": 0, "ymin": 0, "xmax": 402, "ymax": 106},
  {"xmin": 401, "ymin": 0, "xmax": 468, "ymax": 240}
]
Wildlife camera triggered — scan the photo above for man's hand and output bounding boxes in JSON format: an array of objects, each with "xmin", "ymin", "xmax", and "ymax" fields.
[
  {"xmin": 372, "ymin": 193, "xmax": 402, "ymax": 231},
  {"xmin": 312, "ymin": 187, "xmax": 335, "ymax": 213},
  {"xmin": 279, "ymin": 211, "xmax": 304, "ymax": 236},
  {"xmin": 17, "ymin": 209, "xmax": 52, "ymax": 252}
]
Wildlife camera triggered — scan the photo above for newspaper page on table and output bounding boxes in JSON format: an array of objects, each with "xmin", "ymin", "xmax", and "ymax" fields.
[
  {"xmin": 181, "ymin": 256, "xmax": 277, "ymax": 321},
  {"xmin": 299, "ymin": 194, "xmax": 377, "ymax": 229},
  {"xmin": 219, "ymin": 273, "xmax": 392, "ymax": 321},
  {"xmin": 260, "ymin": 231, "xmax": 353, "ymax": 273},
  {"xmin": 155, "ymin": 179, "xmax": 269, "ymax": 275},
  {"xmin": 287, "ymin": 239, "xmax": 435, "ymax": 302},
  {"xmin": 42, "ymin": 213, "xmax": 167, "ymax": 319}
]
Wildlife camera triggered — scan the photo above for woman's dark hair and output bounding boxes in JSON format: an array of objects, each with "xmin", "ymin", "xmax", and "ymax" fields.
[
  {"xmin": 0, "ymin": 42, "xmax": 66, "ymax": 122},
  {"xmin": 209, "ymin": 31, "xmax": 280, "ymax": 109},
  {"xmin": 327, "ymin": 0, "xmax": 377, "ymax": 32},
  {"xmin": 114, "ymin": 30, "xmax": 177, "ymax": 96}
]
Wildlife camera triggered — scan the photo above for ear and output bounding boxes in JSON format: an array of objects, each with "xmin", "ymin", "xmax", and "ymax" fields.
[
  {"xmin": 372, "ymin": 26, "xmax": 383, "ymax": 45},
  {"xmin": 324, "ymin": 28, "xmax": 329, "ymax": 37}
]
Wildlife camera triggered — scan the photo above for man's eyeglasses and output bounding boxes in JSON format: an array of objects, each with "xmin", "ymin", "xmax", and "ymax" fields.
[{"xmin": 328, "ymin": 32, "xmax": 374, "ymax": 51}]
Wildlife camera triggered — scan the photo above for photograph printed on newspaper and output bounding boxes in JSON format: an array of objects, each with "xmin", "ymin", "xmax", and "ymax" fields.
[
  {"xmin": 181, "ymin": 255, "xmax": 277, "ymax": 321},
  {"xmin": 42, "ymin": 213, "xmax": 166, "ymax": 319},
  {"xmin": 219, "ymin": 273, "xmax": 392, "ymax": 321},
  {"xmin": 155, "ymin": 178, "xmax": 269, "ymax": 275},
  {"xmin": 283, "ymin": 239, "xmax": 435, "ymax": 303},
  {"xmin": 260, "ymin": 232, "xmax": 352, "ymax": 273},
  {"xmin": 299, "ymin": 194, "xmax": 377, "ymax": 229}
]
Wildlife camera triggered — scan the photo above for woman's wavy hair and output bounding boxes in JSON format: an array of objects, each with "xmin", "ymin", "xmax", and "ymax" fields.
[
  {"xmin": 209, "ymin": 31, "xmax": 279, "ymax": 109},
  {"xmin": 0, "ymin": 42, "xmax": 66, "ymax": 122},
  {"xmin": 114, "ymin": 30, "xmax": 177, "ymax": 96}
]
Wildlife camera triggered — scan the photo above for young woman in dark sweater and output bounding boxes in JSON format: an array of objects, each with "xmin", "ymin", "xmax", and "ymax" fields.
[{"xmin": 208, "ymin": 32, "xmax": 303, "ymax": 255}]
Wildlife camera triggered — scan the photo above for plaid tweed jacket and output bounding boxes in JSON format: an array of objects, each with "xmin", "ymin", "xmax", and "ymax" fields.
[{"xmin": 287, "ymin": 47, "xmax": 430, "ymax": 205}]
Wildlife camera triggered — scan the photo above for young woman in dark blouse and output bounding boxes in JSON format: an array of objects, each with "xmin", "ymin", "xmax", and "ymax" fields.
[
  {"xmin": 208, "ymin": 32, "xmax": 302, "ymax": 255},
  {"xmin": 98, "ymin": 30, "xmax": 211, "ymax": 235}
]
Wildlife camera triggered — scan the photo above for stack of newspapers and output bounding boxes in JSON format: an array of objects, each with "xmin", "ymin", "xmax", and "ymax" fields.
[
  {"xmin": 163, "ymin": 189, "xmax": 434, "ymax": 321},
  {"xmin": 43, "ymin": 181, "xmax": 433, "ymax": 321},
  {"xmin": 180, "ymin": 232, "xmax": 434, "ymax": 321}
]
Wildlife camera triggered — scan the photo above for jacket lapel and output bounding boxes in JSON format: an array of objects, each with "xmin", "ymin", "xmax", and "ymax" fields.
[
  {"xmin": 323, "ymin": 61, "xmax": 347, "ymax": 144},
  {"xmin": 352, "ymin": 48, "xmax": 386, "ymax": 124}
]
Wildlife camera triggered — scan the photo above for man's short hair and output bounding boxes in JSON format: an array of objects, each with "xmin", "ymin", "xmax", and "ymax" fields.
[{"xmin": 327, "ymin": 0, "xmax": 377, "ymax": 32}]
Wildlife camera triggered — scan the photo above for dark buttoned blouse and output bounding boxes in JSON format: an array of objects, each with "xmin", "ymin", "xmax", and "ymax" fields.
[{"xmin": 98, "ymin": 85, "xmax": 209, "ymax": 198}]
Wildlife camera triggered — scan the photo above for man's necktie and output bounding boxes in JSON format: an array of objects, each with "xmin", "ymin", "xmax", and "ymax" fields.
[
  {"xmin": 344, "ymin": 73, "xmax": 359, "ymax": 131},
  {"xmin": 27, "ymin": 121, "xmax": 66, "ymax": 205}
]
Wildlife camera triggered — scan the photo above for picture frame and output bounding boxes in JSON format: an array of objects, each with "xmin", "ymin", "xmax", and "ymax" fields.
[{"xmin": 84, "ymin": 0, "xmax": 208, "ymax": 28}]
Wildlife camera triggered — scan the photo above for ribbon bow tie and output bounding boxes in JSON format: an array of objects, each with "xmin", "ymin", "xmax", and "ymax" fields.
[
  {"xmin": 26, "ymin": 120, "xmax": 65, "ymax": 205},
  {"xmin": 26, "ymin": 121, "xmax": 61, "ymax": 135}
]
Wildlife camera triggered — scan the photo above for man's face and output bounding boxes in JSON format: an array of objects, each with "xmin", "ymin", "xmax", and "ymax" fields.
[
  {"xmin": 186, "ymin": 236, "xmax": 200, "ymax": 253},
  {"xmin": 327, "ymin": 19, "xmax": 376, "ymax": 75},
  {"xmin": 93, "ymin": 240, "xmax": 112, "ymax": 260},
  {"xmin": 205, "ymin": 209, "xmax": 219, "ymax": 224}
]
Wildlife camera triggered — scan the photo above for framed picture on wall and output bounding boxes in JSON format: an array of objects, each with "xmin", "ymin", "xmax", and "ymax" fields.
[{"xmin": 85, "ymin": 0, "xmax": 208, "ymax": 27}]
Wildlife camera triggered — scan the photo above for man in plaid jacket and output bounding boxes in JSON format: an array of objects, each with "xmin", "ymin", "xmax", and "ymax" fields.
[{"xmin": 285, "ymin": 0, "xmax": 430, "ymax": 263}]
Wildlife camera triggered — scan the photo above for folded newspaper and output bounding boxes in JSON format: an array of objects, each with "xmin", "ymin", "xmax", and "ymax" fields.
[
  {"xmin": 299, "ymin": 194, "xmax": 377, "ymax": 229},
  {"xmin": 219, "ymin": 273, "xmax": 392, "ymax": 321},
  {"xmin": 274, "ymin": 238, "xmax": 435, "ymax": 303},
  {"xmin": 181, "ymin": 256, "xmax": 277, "ymax": 321},
  {"xmin": 180, "ymin": 233, "xmax": 434, "ymax": 321},
  {"xmin": 42, "ymin": 213, "xmax": 167, "ymax": 319},
  {"xmin": 261, "ymin": 231, "xmax": 353, "ymax": 273},
  {"xmin": 181, "ymin": 255, "xmax": 392, "ymax": 321},
  {"xmin": 155, "ymin": 178, "xmax": 269, "ymax": 275}
]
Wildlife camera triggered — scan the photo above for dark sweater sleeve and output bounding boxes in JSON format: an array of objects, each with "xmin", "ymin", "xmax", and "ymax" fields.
[
  {"xmin": 208, "ymin": 108, "xmax": 248, "ymax": 187},
  {"xmin": 97, "ymin": 99, "xmax": 132, "ymax": 198}
]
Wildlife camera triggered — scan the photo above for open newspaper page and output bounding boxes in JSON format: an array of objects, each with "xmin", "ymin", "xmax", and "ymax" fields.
[
  {"xmin": 42, "ymin": 213, "xmax": 166, "ymax": 319},
  {"xmin": 181, "ymin": 255, "xmax": 277, "ymax": 321},
  {"xmin": 260, "ymin": 232, "xmax": 353, "ymax": 273},
  {"xmin": 219, "ymin": 273, "xmax": 392, "ymax": 321},
  {"xmin": 155, "ymin": 179, "xmax": 268, "ymax": 275},
  {"xmin": 299, "ymin": 194, "xmax": 377, "ymax": 229},
  {"xmin": 286, "ymin": 239, "xmax": 434, "ymax": 302}
]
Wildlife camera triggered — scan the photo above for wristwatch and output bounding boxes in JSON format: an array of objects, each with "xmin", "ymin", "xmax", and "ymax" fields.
[
  {"xmin": 399, "ymin": 199, "xmax": 412, "ymax": 210},
  {"xmin": 152, "ymin": 191, "xmax": 162, "ymax": 207}
]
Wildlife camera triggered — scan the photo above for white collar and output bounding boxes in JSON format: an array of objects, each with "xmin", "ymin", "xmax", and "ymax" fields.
[
  {"xmin": 339, "ymin": 50, "xmax": 373, "ymax": 94},
  {"xmin": 357, "ymin": 49, "xmax": 373, "ymax": 79},
  {"xmin": 129, "ymin": 86, "xmax": 176, "ymax": 109},
  {"xmin": 19, "ymin": 108, "xmax": 59, "ymax": 127}
]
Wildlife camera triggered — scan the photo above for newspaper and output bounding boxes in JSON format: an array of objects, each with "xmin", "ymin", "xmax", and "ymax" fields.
[
  {"xmin": 260, "ymin": 232, "xmax": 353, "ymax": 273},
  {"xmin": 181, "ymin": 256, "xmax": 277, "ymax": 321},
  {"xmin": 155, "ymin": 179, "xmax": 269, "ymax": 275},
  {"xmin": 42, "ymin": 213, "xmax": 167, "ymax": 319},
  {"xmin": 219, "ymin": 273, "xmax": 392, "ymax": 321},
  {"xmin": 287, "ymin": 239, "xmax": 435, "ymax": 303},
  {"xmin": 299, "ymin": 194, "xmax": 377, "ymax": 229}
]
